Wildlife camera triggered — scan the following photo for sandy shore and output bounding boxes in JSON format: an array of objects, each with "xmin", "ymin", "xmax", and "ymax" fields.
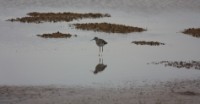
[{"xmin": 1, "ymin": 80, "xmax": 200, "ymax": 104}]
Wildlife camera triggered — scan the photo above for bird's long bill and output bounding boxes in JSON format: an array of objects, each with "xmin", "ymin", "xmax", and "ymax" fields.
[{"xmin": 91, "ymin": 38, "xmax": 95, "ymax": 41}]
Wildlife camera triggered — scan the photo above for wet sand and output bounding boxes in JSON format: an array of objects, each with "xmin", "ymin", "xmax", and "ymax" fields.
[{"xmin": 1, "ymin": 80, "xmax": 200, "ymax": 104}]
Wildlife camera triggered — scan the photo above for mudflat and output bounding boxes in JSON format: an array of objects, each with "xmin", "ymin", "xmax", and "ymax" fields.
[{"xmin": 0, "ymin": 80, "xmax": 200, "ymax": 104}]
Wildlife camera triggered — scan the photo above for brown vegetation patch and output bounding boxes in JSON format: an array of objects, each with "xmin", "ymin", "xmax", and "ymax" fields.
[
  {"xmin": 73, "ymin": 22, "xmax": 146, "ymax": 33},
  {"xmin": 151, "ymin": 61, "xmax": 200, "ymax": 70},
  {"xmin": 132, "ymin": 41, "xmax": 165, "ymax": 46},
  {"xmin": 182, "ymin": 28, "xmax": 200, "ymax": 38},
  {"xmin": 7, "ymin": 12, "xmax": 111, "ymax": 23},
  {"xmin": 37, "ymin": 31, "xmax": 76, "ymax": 38}
]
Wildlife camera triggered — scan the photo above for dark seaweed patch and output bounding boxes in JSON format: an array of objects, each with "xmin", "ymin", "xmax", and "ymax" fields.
[
  {"xmin": 182, "ymin": 28, "xmax": 200, "ymax": 38},
  {"xmin": 132, "ymin": 41, "xmax": 165, "ymax": 46},
  {"xmin": 37, "ymin": 31, "xmax": 75, "ymax": 38},
  {"xmin": 7, "ymin": 12, "xmax": 111, "ymax": 23},
  {"xmin": 73, "ymin": 22, "xmax": 146, "ymax": 33},
  {"xmin": 150, "ymin": 61, "xmax": 200, "ymax": 70}
]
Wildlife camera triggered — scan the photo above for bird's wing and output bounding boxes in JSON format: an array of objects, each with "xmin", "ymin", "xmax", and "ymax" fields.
[{"xmin": 100, "ymin": 39, "xmax": 107, "ymax": 44}]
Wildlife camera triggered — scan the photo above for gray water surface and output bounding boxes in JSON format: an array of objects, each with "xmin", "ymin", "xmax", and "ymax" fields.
[{"xmin": 0, "ymin": 0, "xmax": 200, "ymax": 87}]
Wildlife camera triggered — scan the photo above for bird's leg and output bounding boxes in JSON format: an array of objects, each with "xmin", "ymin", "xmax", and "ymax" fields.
[
  {"xmin": 102, "ymin": 46, "xmax": 103, "ymax": 52},
  {"xmin": 99, "ymin": 47, "xmax": 101, "ymax": 56},
  {"xmin": 99, "ymin": 47, "xmax": 102, "ymax": 57},
  {"xmin": 99, "ymin": 47, "xmax": 101, "ymax": 53}
]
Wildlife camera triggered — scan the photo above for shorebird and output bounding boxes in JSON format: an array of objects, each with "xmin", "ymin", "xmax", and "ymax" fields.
[{"xmin": 91, "ymin": 37, "xmax": 107, "ymax": 52}]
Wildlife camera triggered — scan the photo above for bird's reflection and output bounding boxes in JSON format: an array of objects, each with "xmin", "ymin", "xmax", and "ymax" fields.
[{"xmin": 93, "ymin": 57, "xmax": 107, "ymax": 75}]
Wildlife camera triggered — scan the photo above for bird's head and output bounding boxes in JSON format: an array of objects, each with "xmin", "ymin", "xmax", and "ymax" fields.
[{"xmin": 91, "ymin": 37, "xmax": 98, "ymax": 41}]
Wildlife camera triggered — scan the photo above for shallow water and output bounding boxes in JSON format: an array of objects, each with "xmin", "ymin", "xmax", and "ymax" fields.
[{"xmin": 0, "ymin": 0, "xmax": 200, "ymax": 87}]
